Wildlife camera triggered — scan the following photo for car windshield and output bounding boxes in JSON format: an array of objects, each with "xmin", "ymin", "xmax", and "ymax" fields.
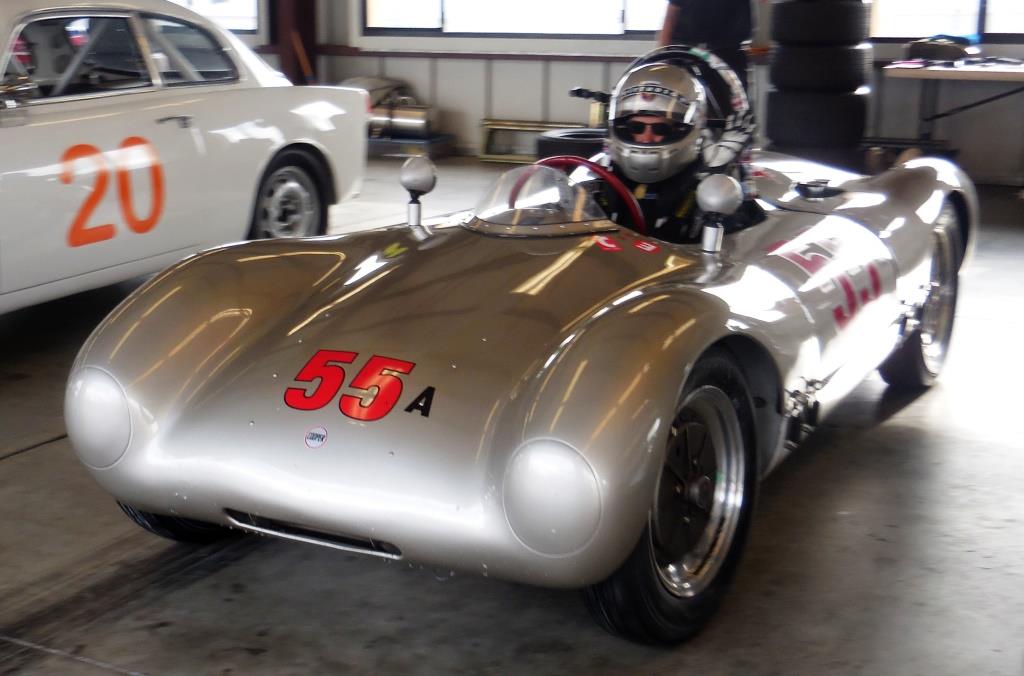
[{"xmin": 472, "ymin": 165, "xmax": 609, "ymax": 227}]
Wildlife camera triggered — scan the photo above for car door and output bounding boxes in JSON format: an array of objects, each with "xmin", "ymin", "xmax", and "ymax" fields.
[
  {"xmin": 133, "ymin": 12, "xmax": 253, "ymax": 247},
  {"xmin": 0, "ymin": 11, "xmax": 204, "ymax": 295}
]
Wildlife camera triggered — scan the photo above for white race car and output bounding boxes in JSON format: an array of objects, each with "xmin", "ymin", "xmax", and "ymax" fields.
[{"xmin": 0, "ymin": 0, "xmax": 368, "ymax": 314}]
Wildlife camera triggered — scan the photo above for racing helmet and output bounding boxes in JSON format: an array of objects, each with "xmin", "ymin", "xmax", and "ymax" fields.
[{"xmin": 608, "ymin": 62, "xmax": 707, "ymax": 184}]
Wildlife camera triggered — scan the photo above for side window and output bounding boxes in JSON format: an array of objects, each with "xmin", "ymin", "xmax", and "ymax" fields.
[
  {"xmin": 7, "ymin": 16, "xmax": 150, "ymax": 99},
  {"xmin": 142, "ymin": 16, "xmax": 238, "ymax": 86}
]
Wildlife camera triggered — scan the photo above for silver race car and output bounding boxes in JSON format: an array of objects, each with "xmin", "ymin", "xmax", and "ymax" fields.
[{"xmin": 66, "ymin": 141, "xmax": 975, "ymax": 644}]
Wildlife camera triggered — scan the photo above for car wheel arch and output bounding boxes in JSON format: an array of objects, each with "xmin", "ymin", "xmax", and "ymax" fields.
[
  {"xmin": 247, "ymin": 143, "xmax": 336, "ymax": 239},
  {"xmin": 945, "ymin": 190, "xmax": 970, "ymax": 270},
  {"xmin": 253, "ymin": 143, "xmax": 337, "ymax": 206},
  {"xmin": 693, "ymin": 335, "xmax": 785, "ymax": 478}
]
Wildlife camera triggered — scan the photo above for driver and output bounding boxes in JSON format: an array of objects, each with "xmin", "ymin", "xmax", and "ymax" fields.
[{"xmin": 600, "ymin": 55, "xmax": 755, "ymax": 243}]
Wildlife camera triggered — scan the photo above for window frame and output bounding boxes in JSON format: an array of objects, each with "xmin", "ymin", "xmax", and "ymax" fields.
[
  {"xmin": 166, "ymin": 0, "xmax": 262, "ymax": 36},
  {"xmin": 358, "ymin": 0, "xmax": 1024, "ymax": 44},
  {"xmin": 2, "ymin": 11, "xmax": 159, "ymax": 106},
  {"xmin": 359, "ymin": 0, "xmax": 658, "ymax": 40},
  {"xmin": 871, "ymin": 0, "xmax": 1024, "ymax": 43},
  {"xmin": 1, "ymin": 9, "xmax": 244, "ymax": 106},
  {"xmin": 140, "ymin": 12, "xmax": 241, "ymax": 88}
]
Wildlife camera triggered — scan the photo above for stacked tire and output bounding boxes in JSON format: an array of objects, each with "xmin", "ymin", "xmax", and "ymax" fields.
[{"xmin": 766, "ymin": 0, "xmax": 873, "ymax": 170}]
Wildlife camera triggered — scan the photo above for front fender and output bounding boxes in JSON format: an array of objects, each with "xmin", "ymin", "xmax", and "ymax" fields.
[
  {"xmin": 492, "ymin": 288, "xmax": 732, "ymax": 582},
  {"xmin": 71, "ymin": 238, "xmax": 357, "ymax": 462}
]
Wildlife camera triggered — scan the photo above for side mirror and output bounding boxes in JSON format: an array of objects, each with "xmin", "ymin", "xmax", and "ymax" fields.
[
  {"xmin": 400, "ymin": 156, "xmax": 437, "ymax": 198},
  {"xmin": 696, "ymin": 174, "xmax": 744, "ymax": 217},
  {"xmin": 400, "ymin": 156, "xmax": 437, "ymax": 228},
  {"xmin": 696, "ymin": 174, "xmax": 744, "ymax": 254},
  {"xmin": 0, "ymin": 75, "xmax": 39, "ymax": 108}
]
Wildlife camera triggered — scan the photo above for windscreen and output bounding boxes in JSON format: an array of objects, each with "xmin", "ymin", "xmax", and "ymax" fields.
[{"xmin": 472, "ymin": 165, "xmax": 609, "ymax": 227}]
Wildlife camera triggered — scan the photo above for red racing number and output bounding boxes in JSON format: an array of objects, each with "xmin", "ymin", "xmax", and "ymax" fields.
[
  {"xmin": 284, "ymin": 350, "xmax": 357, "ymax": 411},
  {"xmin": 61, "ymin": 144, "xmax": 115, "ymax": 247},
  {"xmin": 285, "ymin": 350, "xmax": 419, "ymax": 421},
  {"xmin": 60, "ymin": 137, "xmax": 165, "ymax": 247},
  {"xmin": 341, "ymin": 355, "xmax": 416, "ymax": 421}
]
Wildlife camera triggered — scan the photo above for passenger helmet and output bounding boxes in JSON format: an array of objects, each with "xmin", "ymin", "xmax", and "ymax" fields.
[{"xmin": 608, "ymin": 63, "xmax": 707, "ymax": 184}]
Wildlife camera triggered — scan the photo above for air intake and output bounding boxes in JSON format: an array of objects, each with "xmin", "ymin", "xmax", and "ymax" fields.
[{"xmin": 224, "ymin": 509, "xmax": 402, "ymax": 560}]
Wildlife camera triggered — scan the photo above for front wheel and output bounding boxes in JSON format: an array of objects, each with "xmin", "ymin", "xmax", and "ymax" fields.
[
  {"xmin": 584, "ymin": 348, "xmax": 757, "ymax": 644},
  {"xmin": 879, "ymin": 203, "xmax": 959, "ymax": 389},
  {"xmin": 248, "ymin": 150, "xmax": 327, "ymax": 239}
]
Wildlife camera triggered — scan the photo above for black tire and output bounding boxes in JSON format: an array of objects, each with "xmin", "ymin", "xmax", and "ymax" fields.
[
  {"xmin": 771, "ymin": 0, "xmax": 871, "ymax": 46},
  {"xmin": 770, "ymin": 44, "xmax": 872, "ymax": 92},
  {"xmin": 536, "ymin": 128, "xmax": 606, "ymax": 160},
  {"xmin": 766, "ymin": 89, "xmax": 868, "ymax": 147},
  {"xmin": 119, "ymin": 502, "xmax": 237, "ymax": 544},
  {"xmin": 584, "ymin": 347, "xmax": 757, "ymax": 645},
  {"xmin": 879, "ymin": 204, "xmax": 959, "ymax": 389},
  {"xmin": 248, "ymin": 149, "xmax": 328, "ymax": 239}
]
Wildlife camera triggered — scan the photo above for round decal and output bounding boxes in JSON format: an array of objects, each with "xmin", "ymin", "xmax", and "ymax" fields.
[{"xmin": 304, "ymin": 426, "xmax": 328, "ymax": 449}]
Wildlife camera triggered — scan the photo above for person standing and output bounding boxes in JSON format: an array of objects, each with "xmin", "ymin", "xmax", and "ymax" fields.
[{"xmin": 658, "ymin": 0, "xmax": 752, "ymax": 89}]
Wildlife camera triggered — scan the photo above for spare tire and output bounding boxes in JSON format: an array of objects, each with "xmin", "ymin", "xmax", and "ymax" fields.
[
  {"xmin": 536, "ymin": 128, "xmax": 606, "ymax": 160},
  {"xmin": 771, "ymin": 0, "xmax": 871, "ymax": 46},
  {"xmin": 770, "ymin": 43, "xmax": 872, "ymax": 92},
  {"xmin": 766, "ymin": 89, "xmax": 869, "ymax": 147}
]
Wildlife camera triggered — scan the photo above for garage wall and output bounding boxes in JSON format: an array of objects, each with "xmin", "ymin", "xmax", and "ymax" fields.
[
  {"xmin": 868, "ymin": 43, "xmax": 1024, "ymax": 185},
  {"xmin": 315, "ymin": 1, "xmax": 1024, "ymax": 185}
]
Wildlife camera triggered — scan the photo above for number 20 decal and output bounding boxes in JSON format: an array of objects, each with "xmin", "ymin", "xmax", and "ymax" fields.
[
  {"xmin": 284, "ymin": 349, "xmax": 435, "ymax": 421},
  {"xmin": 60, "ymin": 137, "xmax": 165, "ymax": 248}
]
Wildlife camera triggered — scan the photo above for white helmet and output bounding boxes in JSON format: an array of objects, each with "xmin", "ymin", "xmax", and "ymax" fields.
[{"xmin": 608, "ymin": 63, "xmax": 707, "ymax": 184}]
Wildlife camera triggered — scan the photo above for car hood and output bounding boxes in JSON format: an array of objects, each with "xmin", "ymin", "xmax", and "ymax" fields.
[{"xmin": 75, "ymin": 223, "xmax": 705, "ymax": 481}]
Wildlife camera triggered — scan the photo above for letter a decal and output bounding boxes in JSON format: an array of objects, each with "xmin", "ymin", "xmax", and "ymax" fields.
[{"xmin": 404, "ymin": 386, "xmax": 435, "ymax": 417}]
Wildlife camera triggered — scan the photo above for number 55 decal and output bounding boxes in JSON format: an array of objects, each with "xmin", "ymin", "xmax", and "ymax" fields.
[
  {"xmin": 285, "ymin": 349, "xmax": 434, "ymax": 421},
  {"xmin": 60, "ymin": 137, "xmax": 165, "ymax": 248}
]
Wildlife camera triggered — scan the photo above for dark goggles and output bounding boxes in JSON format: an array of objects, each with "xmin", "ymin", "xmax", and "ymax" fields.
[{"xmin": 612, "ymin": 118, "xmax": 692, "ymax": 145}]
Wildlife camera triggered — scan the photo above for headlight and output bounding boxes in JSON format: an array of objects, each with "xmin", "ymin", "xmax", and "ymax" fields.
[
  {"xmin": 65, "ymin": 368, "xmax": 132, "ymax": 469},
  {"xmin": 503, "ymin": 439, "xmax": 601, "ymax": 557}
]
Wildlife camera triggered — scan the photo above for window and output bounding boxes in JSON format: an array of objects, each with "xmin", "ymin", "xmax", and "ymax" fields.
[
  {"xmin": 366, "ymin": 0, "xmax": 441, "ymax": 29},
  {"xmin": 7, "ymin": 16, "xmax": 151, "ymax": 99},
  {"xmin": 625, "ymin": 1, "xmax": 667, "ymax": 32},
  {"xmin": 987, "ymin": 0, "xmax": 1024, "ymax": 35},
  {"xmin": 143, "ymin": 16, "xmax": 238, "ymax": 85},
  {"xmin": 364, "ymin": 0, "xmax": 665, "ymax": 34},
  {"xmin": 166, "ymin": 0, "xmax": 259, "ymax": 33},
  {"xmin": 871, "ymin": 0, "xmax": 1023, "ymax": 39}
]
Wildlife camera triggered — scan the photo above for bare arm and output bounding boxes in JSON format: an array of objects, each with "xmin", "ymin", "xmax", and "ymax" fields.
[{"xmin": 658, "ymin": 3, "xmax": 681, "ymax": 47}]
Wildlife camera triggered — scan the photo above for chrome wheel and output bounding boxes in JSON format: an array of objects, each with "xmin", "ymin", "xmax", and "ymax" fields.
[
  {"xmin": 255, "ymin": 166, "xmax": 321, "ymax": 238},
  {"xmin": 584, "ymin": 349, "xmax": 754, "ymax": 645},
  {"xmin": 651, "ymin": 385, "xmax": 746, "ymax": 598},
  {"xmin": 919, "ymin": 207, "xmax": 957, "ymax": 375}
]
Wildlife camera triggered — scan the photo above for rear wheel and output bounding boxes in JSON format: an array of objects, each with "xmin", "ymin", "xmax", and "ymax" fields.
[
  {"xmin": 879, "ymin": 203, "xmax": 959, "ymax": 389},
  {"xmin": 119, "ymin": 503, "xmax": 236, "ymax": 544},
  {"xmin": 248, "ymin": 150, "xmax": 327, "ymax": 239},
  {"xmin": 584, "ymin": 348, "xmax": 757, "ymax": 645}
]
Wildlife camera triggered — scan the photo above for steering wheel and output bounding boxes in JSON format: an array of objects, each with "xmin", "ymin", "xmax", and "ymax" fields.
[{"xmin": 534, "ymin": 155, "xmax": 647, "ymax": 235}]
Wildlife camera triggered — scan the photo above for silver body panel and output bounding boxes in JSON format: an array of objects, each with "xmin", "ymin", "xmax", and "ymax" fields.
[{"xmin": 66, "ymin": 151, "xmax": 977, "ymax": 587}]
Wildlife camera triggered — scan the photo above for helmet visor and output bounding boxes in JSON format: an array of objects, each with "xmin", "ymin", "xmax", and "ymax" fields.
[{"xmin": 611, "ymin": 117, "xmax": 695, "ymax": 146}]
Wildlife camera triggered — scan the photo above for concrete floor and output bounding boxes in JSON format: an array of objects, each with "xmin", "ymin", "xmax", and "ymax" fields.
[{"xmin": 1, "ymin": 159, "xmax": 1023, "ymax": 675}]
